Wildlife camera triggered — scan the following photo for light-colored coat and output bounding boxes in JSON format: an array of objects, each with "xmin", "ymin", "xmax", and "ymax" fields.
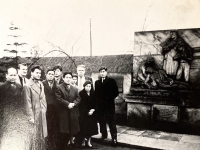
[
  {"xmin": 23, "ymin": 78, "xmax": 47, "ymax": 138},
  {"xmin": 15, "ymin": 75, "xmax": 29, "ymax": 86}
]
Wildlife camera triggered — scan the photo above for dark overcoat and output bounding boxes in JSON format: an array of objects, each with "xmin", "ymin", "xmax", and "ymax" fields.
[
  {"xmin": 94, "ymin": 76, "xmax": 119, "ymax": 114},
  {"xmin": 0, "ymin": 81, "xmax": 22, "ymax": 105},
  {"xmin": 42, "ymin": 80, "xmax": 59, "ymax": 149},
  {"xmin": 0, "ymin": 81, "xmax": 23, "ymax": 127},
  {"xmin": 42, "ymin": 80, "xmax": 57, "ymax": 105},
  {"xmin": 79, "ymin": 89, "xmax": 98, "ymax": 136},
  {"xmin": 0, "ymin": 81, "xmax": 34, "ymax": 150},
  {"xmin": 55, "ymin": 83, "xmax": 80, "ymax": 135}
]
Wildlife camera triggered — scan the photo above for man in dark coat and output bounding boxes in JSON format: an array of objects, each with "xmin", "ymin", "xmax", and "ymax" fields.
[
  {"xmin": 55, "ymin": 72, "xmax": 80, "ymax": 150},
  {"xmin": 0, "ymin": 68, "xmax": 32, "ymax": 150},
  {"xmin": 42, "ymin": 69, "xmax": 59, "ymax": 150},
  {"xmin": 94, "ymin": 66, "xmax": 119, "ymax": 146},
  {"xmin": 0, "ymin": 68, "xmax": 22, "ymax": 146}
]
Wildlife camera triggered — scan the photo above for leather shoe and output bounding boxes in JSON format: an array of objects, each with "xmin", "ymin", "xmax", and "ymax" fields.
[
  {"xmin": 101, "ymin": 136, "xmax": 107, "ymax": 141},
  {"xmin": 112, "ymin": 139, "xmax": 117, "ymax": 147},
  {"xmin": 66, "ymin": 144, "xmax": 73, "ymax": 149}
]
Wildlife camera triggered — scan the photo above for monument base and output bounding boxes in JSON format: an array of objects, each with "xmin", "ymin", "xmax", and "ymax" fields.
[{"xmin": 125, "ymin": 88, "xmax": 200, "ymax": 135}]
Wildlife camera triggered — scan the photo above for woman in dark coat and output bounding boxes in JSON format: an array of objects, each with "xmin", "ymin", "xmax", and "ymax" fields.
[{"xmin": 79, "ymin": 80, "xmax": 98, "ymax": 147}]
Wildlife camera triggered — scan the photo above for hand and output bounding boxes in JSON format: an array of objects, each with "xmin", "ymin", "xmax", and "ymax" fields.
[
  {"xmin": 90, "ymin": 109, "xmax": 95, "ymax": 112},
  {"xmin": 29, "ymin": 118, "xmax": 34, "ymax": 124},
  {"xmin": 68, "ymin": 103, "xmax": 75, "ymax": 109},
  {"xmin": 88, "ymin": 109, "xmax": 95, "ymax": 115},
  {"xmin": 88, "ymin": 111, "xmax": 93, "ymax": 115}
]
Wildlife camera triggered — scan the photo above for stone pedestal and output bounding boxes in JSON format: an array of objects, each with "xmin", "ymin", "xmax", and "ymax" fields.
[{"xmin": 125, "ymin": 88, "xmax": 200, "ymax": 135}]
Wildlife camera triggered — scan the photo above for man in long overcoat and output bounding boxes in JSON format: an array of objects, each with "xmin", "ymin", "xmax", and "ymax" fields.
[
  {"xmin": 0, "ymin": 68, "xmax": 34, "ymax": 150},
  {"xmin": 95, "ymin": 66, "xmax": 119, "ymax": 146},
  {"xmin": 42, "ymin": 69, "xmax": 59, "ymax": 150},
  {"xmin": 23, "ymin": 65, "xmax": 47, "ymax": 150},
  {"xmin": 55, "ymin": 72, "xmax": 80, "ymax": 150}
]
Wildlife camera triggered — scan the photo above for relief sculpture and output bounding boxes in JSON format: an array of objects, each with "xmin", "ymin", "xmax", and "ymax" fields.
[{"xmin": 132, "ymin": 29, "xmax": 200, "ymax": 90}]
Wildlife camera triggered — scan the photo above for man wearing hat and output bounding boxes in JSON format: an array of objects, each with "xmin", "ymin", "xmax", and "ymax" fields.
[
  {"xmin": 23, "ymin": 65, "xmax": 47, "ymax": 150},
  {"xmin": 94, "ymin": 66, "xmax": 119, "ymax": 146}
]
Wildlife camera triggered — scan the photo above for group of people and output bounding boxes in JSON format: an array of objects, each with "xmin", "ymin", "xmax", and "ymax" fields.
[{"xmin": 0, "ymin": 63, "xmax": 119, "ymax": 150}]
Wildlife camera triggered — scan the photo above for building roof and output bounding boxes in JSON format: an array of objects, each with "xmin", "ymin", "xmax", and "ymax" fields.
[{"xmin": 37, "ymin": 54, "xmax": 133, "ymax": 74}]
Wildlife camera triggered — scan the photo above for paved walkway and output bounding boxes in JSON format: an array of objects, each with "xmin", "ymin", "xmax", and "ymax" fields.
[{"xmin": 92, "ymin": 125, "xmax": 200, "ymax": 150}]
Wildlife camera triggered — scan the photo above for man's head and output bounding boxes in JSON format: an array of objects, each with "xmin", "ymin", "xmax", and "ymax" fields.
[
  {"xmin": 31, "ymin": 65, "xmax": 42, "ymax": 80},
  {"xmin": 53, "ymin": 66, "xmax": 62, "ymax": 77},
  {"xmin": 18, "ymin": 63, "xmax": 28, "ymax": 77},
  {"xmin": 99, "ymin": 66, "xmax": 107, "ymax": 78},
  {"xmin": 63, "ymin": 72, "xmax": 73, "ymax": 85},
  {"xmin": 72, "ymin": 74, "xmax": 78, "ymax": 85},
  {"xmin": 6, "ymin": 67, "xmax": 17, "ymax": 83},
  {"xmin": 77, "ymin": 65, "xmax": 85, "ymax": 78},
  {"xmin": 46, "ymin": 69, "xmax": 55, "ymax": 82}
]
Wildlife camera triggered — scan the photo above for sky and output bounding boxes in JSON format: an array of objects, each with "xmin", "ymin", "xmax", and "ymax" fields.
[{"xmin": 0, "ymin": 0, "xmax": 200, "ymax": 57}]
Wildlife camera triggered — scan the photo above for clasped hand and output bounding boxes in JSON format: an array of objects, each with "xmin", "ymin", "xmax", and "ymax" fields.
[
  {"xmin": 68, "ymin": 103, "xmax": 75, "ymax": 109},
  {"xmin": 88, "ymin": 109, "xmax": 95, "ymax": 115}
]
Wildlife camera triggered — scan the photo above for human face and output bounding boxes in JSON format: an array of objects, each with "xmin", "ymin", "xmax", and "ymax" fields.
[
  {"xmin": 77, "ymin": 67, "xmax": 85, "ymax": 77},
  {"xmin": 46, "ymin": 71, "xmax": 54, "ymax": 81},
  {"xmin": 63, "ymin": 74, "xmax": 72, "ymax": 85},
  {"xmin": 170, "ymin": 32, "xmax": 177, "ymax": 39},
  {"xmin": 84, "ymin": 84, "xmax": 91, "ymax": 92},
  {"xmin": 55, "ymin": 69, "xmax": 62, "ymax": 77},
  {"xmin": 100, "ymin": 69, "xmax": 107, "ymax": 78},
  {"xmin": 6, "ymin": 68, "xmax": 17, "ymax": 83},
  {"xmin": 31, "ymin": 69, "xmax": 41, "ymax": 80},
  {"xmin": 72, "ymin": 77, "xmax": 78, "ymax": 84},
  {"xmin": 18, "ymin": 65, "xmax": 28, "ymax": 77}
]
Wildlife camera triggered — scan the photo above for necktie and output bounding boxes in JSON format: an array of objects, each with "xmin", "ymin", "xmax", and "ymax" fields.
[
  {"xmin": 102, "ymin": 78, "xmax": 105, "ymax": 83},
  {"xmin": 19, "ymin": 76, "xmax": 23, "ymax": 86},
  {"xmin": 23, "ymin": 78, "xmax": 26, "ymax": 85},
  {"xmin": 49, "ymin": 83, "xmax": 52, "ymax": 89}
]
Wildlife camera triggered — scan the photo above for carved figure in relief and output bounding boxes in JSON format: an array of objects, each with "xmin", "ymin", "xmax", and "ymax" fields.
[
  {"xmin": 161, "ymin": 31, "xmax": 193, "ymax": 81},
  {"xmin": 136, "ymin": 55, "xmax": 189, "ymax": 89}
]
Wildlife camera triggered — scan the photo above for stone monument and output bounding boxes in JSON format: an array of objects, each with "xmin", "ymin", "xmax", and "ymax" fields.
[{"xmin": 125, "ymin": 28, "xmax": 200, "ymax": 135}]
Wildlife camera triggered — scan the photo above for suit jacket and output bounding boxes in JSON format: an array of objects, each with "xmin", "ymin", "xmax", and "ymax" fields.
[
  {"xmin": 55, "ymin": 83, "xmax": 80, "ymax": 134},
  {"xmin": 42, "ymin": 80, "xmax": 57, "ymax": 105},
  {"xmin": 77, "ymin": 75, "xmax": 93, "ymax": 85},
  {"xmin": 15, "ymin": 75, "xmax": 28, "ymax": 86},
  {"xmin": 94, "ymin": 76, "xmax": 119, "ymax": 113},
  {"xmin": 77, "ymin": 75, "xmax": 93, "ymax": 91},
  {"xmin": 23, "ymin": 79, "xmax": 47, "ymax": 138}
]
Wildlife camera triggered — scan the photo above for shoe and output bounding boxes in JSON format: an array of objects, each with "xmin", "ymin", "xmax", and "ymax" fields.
[
  {"xmin": 112, "ymin": 139, "xmax": 117, "ymax": 147},
  {"xmin": 66, "ymin": 144, "xmax": 73, "ymax": 149},
  {"xmin": 87, "ymin": 144, "xmax": 94, "ymax": 149},
  {"xmin": 101, "ymin": 136, "xmax": 107, "ymax": 141}
]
